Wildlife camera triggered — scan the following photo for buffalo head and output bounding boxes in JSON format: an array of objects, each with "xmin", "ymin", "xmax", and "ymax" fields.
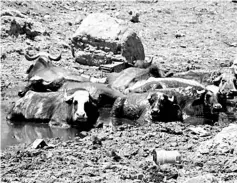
[
  {"xmin": 25, "ymin": 52, "xmax": 62, "ymax": 80},
  {"xmin": 197, "ymin": 85, "xmax": 222, "ymax": 114},
  {"xmin": 231, "ymin": 56, "xmax": 237, "ymax": 75},
  {"xmin": 213, "ymin": 68, "xmax": 237, "ymax": 98},
  {"xmin": 147, "ymin": 92, "xmax": 182, "ymax": 122},
  {"xmin": 64, "ymin": 89, "xmax": 97, "ymax": 123}
]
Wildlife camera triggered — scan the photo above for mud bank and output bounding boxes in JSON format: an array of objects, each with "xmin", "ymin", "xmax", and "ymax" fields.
[
  {"xmin": 1, "ymin": 122, "xmax": 237, "ymax": 183},
  {"xmin": 1, "ymin": 0, "xmax": 237, "ymax": 182}
]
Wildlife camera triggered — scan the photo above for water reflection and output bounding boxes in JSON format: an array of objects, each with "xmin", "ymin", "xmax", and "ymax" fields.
[
  {"xmin": 1, "ymin": 122, "xmax": 83, "ymax": 150},
  {"xmin": 1, "ymin": 106, "xmax": 112, "ymax": 150}
]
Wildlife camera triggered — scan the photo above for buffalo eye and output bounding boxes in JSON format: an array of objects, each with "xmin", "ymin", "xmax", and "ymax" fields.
[
  {"xmin": 205, "ymin": 92, "xmax": 213, "ymax": 101},
  {"xmin": 147, "ymin": 93, "xmax": 157, "ymax": 104},
  {"xmin": 234, "ymin": 79, "xmax": 237, "ymax": 88},
  {"xmin": 26, "ymin": 65, "xmax": 34, "ymax": 74},
  {"xmin": 221, "ymin": 79, "xmax": 226, "ymax": 84},
  {"xmin": 73, "ymin": 100, "xmax": 78, "ymax": 106}
]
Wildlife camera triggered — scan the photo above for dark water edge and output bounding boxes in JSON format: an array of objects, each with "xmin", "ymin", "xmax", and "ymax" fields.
[{"xmin": 1, "ymin": 105, "xmax": 111, "ymax": 150}]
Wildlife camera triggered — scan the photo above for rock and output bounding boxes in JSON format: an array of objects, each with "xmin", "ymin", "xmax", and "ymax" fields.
[
  {"xmin": 91, "ymin": 136, "xmax": 102, "ymax": 146},
  {"xmin": 130, "ymin": 13, "xmax": 139, "ymax": 23},
  {"xmin": 43, "ymin": 14, "xmax": 50, "ymax": 20},
  {"xmin": 188, "ymin": 127, "xmax": 210, "ymax": 137},
  {"xmin": 1, "ymin": 9, "xmax": 27, "ymax": 18},
  {"xmin": 71, "ymin": 13, "xmax": 145, "ymax": 66},
  {"xmin": 175, "ymin": 31, "xmax": 185, "ymax": 38},
  {"xmin": 184, "ymin": 174, "xmax": 219, "ymax": 183},
  {"xmin": 197, "ymin": 124, "xmax": 237, "ymax": 155},
  {"xmin": 32, "ymin": 139, "xmax": 48, "ymax": 149},
  {"xmin": 1, "ymin": 16, "xmax": 46, "ymax": 39},
  {"xmin": 1, "ymin": 47, "xmax": 6, "ymax": 60},
  {"xmin": 75, "ymin": 14, "xmax": 86, "ymax": 25}
]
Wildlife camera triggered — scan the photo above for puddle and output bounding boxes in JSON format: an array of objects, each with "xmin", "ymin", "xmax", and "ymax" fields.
[{"xmin": 1, "ymin": 104, "xmax": 111, "ymax": 150}]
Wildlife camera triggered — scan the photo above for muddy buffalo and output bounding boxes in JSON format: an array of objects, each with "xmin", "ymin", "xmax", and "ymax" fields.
[
  {"xmin": 19, "ymin": 52, "xmax": 106, "ymax": 97},
  {"xmin": 156, "ymin": 85, "xmax": 222, "ymax": 125},
  {"xmin": 133, "ymin": 57, "xmax": 153, "ymax": 69},
  {"xmin": 107, "ymin": 65, "xmax": 164, "ymax": 93},
  {"xmin": 213, "ymin": 67, "xmax": 237, "ymax": 98},
  {"xmin": 125, "ymin": 77, "xmax": 205, "ymax": 94},
  {"xmin": 213, "ymin": 67, "xmax": 237, "ymax": 121},
  {"xmin": 110, "ymin": 91, "xmax": 183, "ymax": 128},
  {"xmin": 59, "ymin": 81, "xmax": 125, "ymax": 107},
  {"xmin": 7, "ymin": 89, "xmax": 99, "ymax": 130}
]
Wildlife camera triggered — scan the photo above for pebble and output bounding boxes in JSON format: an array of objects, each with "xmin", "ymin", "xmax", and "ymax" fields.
[{"xmin": 32, "ymin": 139, "xmax": 48, "ymax": 149}]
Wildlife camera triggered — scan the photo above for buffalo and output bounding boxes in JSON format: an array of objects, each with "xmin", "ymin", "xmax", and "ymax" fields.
[
  {"xmin": 107, "ymin": 65, "xmax": 164, "ymax": 94},
  {"xmin": 59, "ymin": 81, "xmax": 125, "ymax": 107},
  {"xmin": 156, "ymin": 85, "xmax": 222, "ymax": 125},
  {"xmin": 19, "ymin": 52, "xmax": 106, "ymax": 97},
  {"xmin": 212, "ymin": 67, "xmax": 237, "ymax": 121},
  {"xmin": 213, "ymin": 67, "xmax": 237, "ymax": 98},
  {"xmin": 110, "ymin": 91, "xmax": 183, "ymax": 129},
  {"xmin": 125, "ymin": 77, "xmax": 205, "ymax": 94},
  {"xmin": 172, "ymin": 69, "xmax": 219, "ymax": 85},
  {"xmin": 133, "ymin": 57, "xmax": 153, "ymax": 69},
  {"xmin": 7, "ymin": 89, "xmax": 99, "ymax": 130}
]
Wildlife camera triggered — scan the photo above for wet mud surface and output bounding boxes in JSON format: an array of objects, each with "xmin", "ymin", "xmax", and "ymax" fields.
[{"xmin": 1, "ymin": 1, "xmax": 237, "ymax": 182}]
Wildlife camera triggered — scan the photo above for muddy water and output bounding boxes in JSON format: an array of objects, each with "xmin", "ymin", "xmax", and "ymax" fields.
[{"xmin": 1, "ymin": 105, "xmax": 111, "ymax": 150}]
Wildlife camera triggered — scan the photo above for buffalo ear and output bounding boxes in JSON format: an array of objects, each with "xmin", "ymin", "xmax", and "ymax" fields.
[
  {"xmin": 89, "ymin": 95, "xmax": 98, "ymax": 106},
  {"xmin": 64, "ymin": 89, "xmax": 74, "ymax": 104},
  {"xmin": 213, "ymin": 75, "xmax": 222, "ymax": 86},
  {"xmin": 26, "ymin": 64, "xmax": 34, "ymax": 74},
  {"xmin": 64, "ymin": 98, "xmax": 73, "ymax": 104},
  {"xmin": 196, "ymin": 89, "xmax": 206, "ymax": 98},
  {"xmin": 168, "ymin": 95, "xmax": 176, "ymax": 103},
  {"xmin": 147, "ymin": 93, "xmax": 156, "ymax": 104}
]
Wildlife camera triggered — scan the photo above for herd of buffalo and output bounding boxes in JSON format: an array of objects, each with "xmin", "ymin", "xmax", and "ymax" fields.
[{"xmin": 6, "ymin": 51, "xmax": 237, "ymax": 131}]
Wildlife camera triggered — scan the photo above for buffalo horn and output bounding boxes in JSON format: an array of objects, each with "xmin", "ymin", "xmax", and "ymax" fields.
[
  {"xmin": 48, "ymin": 52, "xmax": 62, "ymax": 61},
  {"xmin": 197, "ymin": 89, "xmax": 205, "ymax": 95},
  {"xmin": 71, "ymin": 45, "xmax": 75, "ymax": 58},
  {"xmin": 148, "ymin": 56, "xmax": 153, "ymax": 63},
  {"xmin": 25, "ymin": 53, "xmax": 40, "ymax": 61},
  {"xmin": 64, "ymin": 90, "xmax": 74, "ymax": 102},
  {"xmin": 213, "ymin": 75, "xmax": 222, "ymax": 84},
  {"xmin": 168, "ymin": 96, "xmax": 174, "ymax": 102}
]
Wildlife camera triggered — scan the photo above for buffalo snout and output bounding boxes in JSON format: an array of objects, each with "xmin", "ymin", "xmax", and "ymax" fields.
[
  {"xmin": 75, "ymin": 111, "xmax": 88, "ymax": 120},
  {"xmin": 64, "ymin": 89, "xmax": 91, "ymax": 122},
  {"xmin": 213, "ymin": 103, "xmax": 222, "ymax": 110},
  {"xmin": 74, "ymin": 112, "xmax": 88, "ymax": 122}
]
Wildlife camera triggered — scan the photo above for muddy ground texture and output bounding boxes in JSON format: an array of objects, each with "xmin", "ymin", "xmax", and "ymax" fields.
[{"xmin": 1, "ymin": 1, "xmax": 237, "ymax": 182}]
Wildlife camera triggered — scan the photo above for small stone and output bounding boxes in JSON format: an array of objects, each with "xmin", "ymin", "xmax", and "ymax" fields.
[
  {"xmin": 78, "ymin": 69, "xmax": 84, "ymax": 73},
  {"xmin": 175, "ymin": 31, "xmax": 185, "ymax": 38},
  {"xmin": 91, "ymin": 135, "xmax": 102, "ymax": 146},
  {"xmin": 62, "ymin": 142, "xmax": 67, "ymax": 147},
  {"xmin": 130, "ymin": 13, "xmax": 139, "ymax": 23},
  {"xmin": 32, "ymin": 139, "xmax": 48, "ymax": 149},
  {"xmin": 137, "ymin": 174, "xmax": 144, "ymax": 180},
  {"xmin": 184, "ymin": 174, "xmax": 219, "ymax": 183},
  {"xmin": 44, "ymin": 15, "xmax": 50, "ymax": 20},
  {"xmin": 80, "ymin": 131, "xmax": 88, "ymax": 137}
]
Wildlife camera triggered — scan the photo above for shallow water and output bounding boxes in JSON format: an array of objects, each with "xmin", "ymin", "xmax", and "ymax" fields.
[{"xmin": 1, "ymin": 104, "xmax": 111, "ymax": 150}]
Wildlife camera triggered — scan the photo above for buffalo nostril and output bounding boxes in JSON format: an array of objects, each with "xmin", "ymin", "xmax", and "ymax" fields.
[
  {"xmin": 213, "ymin": 104, "xmax": 222, "ymax": 109},
  {"xmin": 152, "ymin": 108, "xmax": 159, "ymax": 113},
  {"xmin": 18, "ymin": 90, "xmax": 25, "ymax": 97},
  {"xmin": 78, "ymin": 113, "xmax": 87, "ymax": 118}
]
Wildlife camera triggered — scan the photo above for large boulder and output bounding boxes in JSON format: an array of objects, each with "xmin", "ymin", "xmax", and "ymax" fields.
[
  {"xmin": 1, "ymin": 9, "xmax": 46, "ymax": 39},
  {"xmin": 197, "ymin": 124, "xmax": 237, "ymax": 155},
  {"xmin": 71, "ymin": 13, "xmax": 145, "ymax": 66}
]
